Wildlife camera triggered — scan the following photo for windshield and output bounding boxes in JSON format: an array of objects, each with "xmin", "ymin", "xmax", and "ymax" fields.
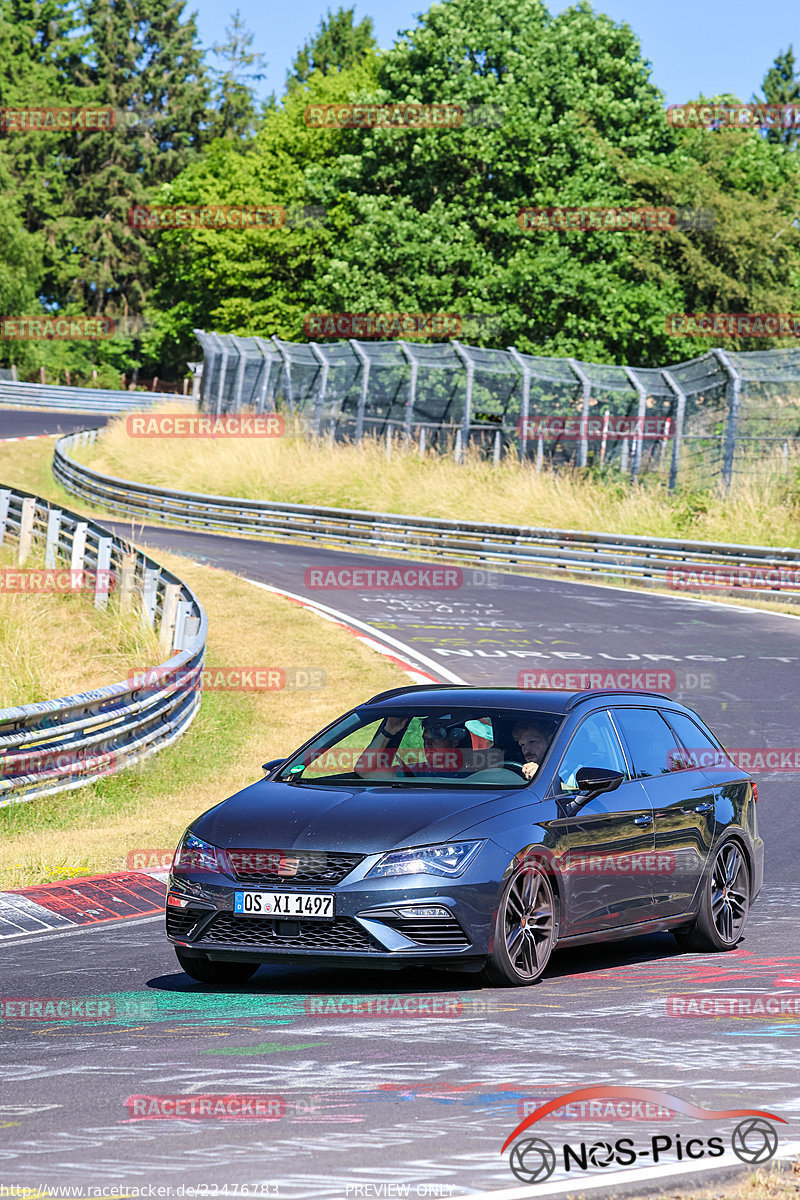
[{"xmin": 276, "ymin": 706, "xmax": 563, "ymax": 788}]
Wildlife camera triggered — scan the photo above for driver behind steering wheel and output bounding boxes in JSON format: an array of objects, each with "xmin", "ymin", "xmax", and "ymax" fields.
[{"xmin": 511, "ymin": 719, "xmax": 553, "ymax": 781}]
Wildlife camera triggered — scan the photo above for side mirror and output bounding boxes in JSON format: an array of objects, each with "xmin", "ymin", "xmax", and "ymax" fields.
[
  {"xmin": 575, "ymin": 766, "xmax": 624, "ymax": 796},
  {"xmin": 561, "ymin": 767, "xmax": 625, "ymax": 816},
  {"xmin": 262, "ymin": 758, "xmax": 286, "ymax": 777}
]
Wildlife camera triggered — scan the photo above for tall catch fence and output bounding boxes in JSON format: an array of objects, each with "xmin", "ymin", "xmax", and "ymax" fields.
[{"xmin": 194, "ymin": 331, "xmax": 800, "ymax": 489}]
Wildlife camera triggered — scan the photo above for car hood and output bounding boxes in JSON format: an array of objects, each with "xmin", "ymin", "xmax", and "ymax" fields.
[{"xmin": 193, "ymin": 778, "xmax": 537, "ymax": 854}]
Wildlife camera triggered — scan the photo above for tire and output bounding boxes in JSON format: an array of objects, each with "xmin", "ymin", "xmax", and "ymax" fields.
[
  {"xmin": 482, "ymin": 862, "xmax": 556, "ymax": 986},
  {"xmin": 175, "ymin": 949, "xmax": 259, "ymax": 984},
  {"xmin": 674, "ymin": 840, "xmax": 750, "ymax": 953}
]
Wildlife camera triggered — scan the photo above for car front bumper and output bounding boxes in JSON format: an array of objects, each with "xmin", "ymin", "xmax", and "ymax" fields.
[{"xmin": 165, "ymin": 853, "xmax": 504, "ymax": 969}]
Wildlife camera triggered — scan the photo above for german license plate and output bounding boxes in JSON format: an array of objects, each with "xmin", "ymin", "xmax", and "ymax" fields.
[{"xmin": 234, "ymin": 891, "xmax": 334, "ymax": 918}]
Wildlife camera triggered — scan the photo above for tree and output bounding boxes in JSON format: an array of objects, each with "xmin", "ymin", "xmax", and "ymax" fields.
[
  {"xmin": 148, "ymin": 55, "xmax": 379, "ymax": 370},
  {"xmin": 755, "ymin": 46, "xmax": 800, "ymax": 148},
  {"xmin": 56, "ymin": 0, "xmax": 213, "ymax": 322},
  {"xmin": 210, "ymin": 10, "xmax": 268, "ymax": 142},
  {"xmin": 288, "ymin": 6, "xmax": 376, "ymax": 88}
]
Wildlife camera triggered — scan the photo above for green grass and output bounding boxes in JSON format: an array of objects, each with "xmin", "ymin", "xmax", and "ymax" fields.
[{"xmin": 0, "ymin": 532, "xmax": 407, "ymax": 888}]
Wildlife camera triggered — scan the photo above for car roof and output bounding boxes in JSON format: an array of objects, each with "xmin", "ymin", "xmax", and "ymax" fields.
[{"xmin": 363, "ymin": 684, "xmax": 696, "ymax": 716}]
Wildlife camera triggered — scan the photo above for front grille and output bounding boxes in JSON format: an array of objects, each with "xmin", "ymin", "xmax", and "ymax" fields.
[
  {"xmin": 384, "ymin": 916, "xmax": 470, "ymax": 948},
  {"xmin": 166, "ymin": 908, "xmax": 208, "ymax": 938},
  {"xmin": 226, "ymin": 849, "xmax": 364, "ymax": 886},
  {"xmin": 202, "ymin": 912, "xmax": 378, "ymax": 952}
]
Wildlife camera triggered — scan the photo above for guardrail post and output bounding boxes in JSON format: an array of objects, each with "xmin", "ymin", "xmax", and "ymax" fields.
[
  {"xmin": 0, "ymin": 490, "xmax": 10, "ymax": 547},
  {"xmin": 18, "ymin": 498, "xmax": 36, "ymax": 564},
  {"xmin": 173, "ymin": 600, "xmax": 191, "ymax": 651},
  {"xmin": 142, "ymin": 568, "xmax": 159, "ymax": 627},
  {"xmin": 159, "ymin": 582, "xmax": 181, "ymax": 652},
  {"xmin": 94, "ymin": 537, "xmax": 113, "ymax": 610},
  {"xmin": 714, "ymin": 348, "xmax": 742, "ymax": 490},
  {"xmin": 45, "ymin": 509, "xmax": 62, "ymax": 567},
  {"xmin": 181, "ymin": 615, "xmax": 201, "ymax": 647},
  {"xmin": 662, "ymin": 371, "xmax": 686, "ymax": 492},
  {"xmin": 70, "ymin": 522, "xmax": 88, "ymax": 572},
  {"xmin": 119, "ymin": 552, "xmax": 137, "ymax": 611},
  {"xmin": 567, "ymin": 359, "xmax": 592, "ymax": 469}
]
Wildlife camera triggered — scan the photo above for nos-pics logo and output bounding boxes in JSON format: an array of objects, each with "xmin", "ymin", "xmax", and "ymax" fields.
[{"xmin": 502, "ymin": 1087, "xmax": 783, "ymax": 1185}]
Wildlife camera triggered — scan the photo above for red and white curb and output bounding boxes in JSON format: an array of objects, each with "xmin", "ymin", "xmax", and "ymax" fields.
[
  {"xmin": 243, "ymin": 577, "xmax": 467, "ymax": 686},
  {"xmin": 0, "ymin": 432, "xmax": 60, "ymax": 444},
  {"xmin": 0, "ymin": 870, "xmax": 167, "ymax": 939}
]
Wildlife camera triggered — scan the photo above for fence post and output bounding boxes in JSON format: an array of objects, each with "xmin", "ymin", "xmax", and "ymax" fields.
[
  {"xmin": 45, "ymin": 508, "xmax": 62, "ymax": 568},
  {"xmin": 623, "ymin": 367, "xmax": 648, "ymax": 483},
  {"xmin": 452, "ymin": 341, "xmax": 473, "ymax": 459},
  {"xmin": 253, "ymin": 338, "xmax": 276, "ymax": 415},
  {"xmin": 567, "ymin": 359, "xmax": 592, "ymax": 469},
  {"xmin": 231, "ymin": 336, "xmax": 247, "ymax": 413},
  {"xmin": 349, "ymin": 339, "xmax": 370, "ymax": 444},
  {"xmin": 493, "ymin": 429, "xmax": 502, "ymax": 466},
  {"xmin": 419, "ymin": 426, "xmax": 426, "ymax": 457},
  {"xmin": 662, "ymin": 371, "xmax": 686, "ymax": 492},
  {"xmin": 399, "ymin": 341, "xmax": 418, "ymax": 441},
  {"xmin": 211, "ymin": 332, "xmax": 230, "ymax": 416},
  {"xmin": 508, "ymin": 347, "xmax": 531, "ymax": 463},
  {"xmin": 18, "ymin": 498, "xmax": 36, "ymax": 564},
  {"xmin": 94, "ymin": 537, "xmax": 113, "ymax": 610},
  {"xmin": 309, "ymin": 342, "xmax": 330, "ymax": 436},
  {"xmin": 272, "ymin": 336, "xmax": 295, "ymax": 414},
  {"xmin": 713, "ymin": 348, "xmax": 742, "ymax": 490},
  {"xmin": 0, "ymin": 490, "xmax": 11, "ymax": 547}
]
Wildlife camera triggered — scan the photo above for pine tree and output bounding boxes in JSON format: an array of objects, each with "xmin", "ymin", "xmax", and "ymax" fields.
[
  {"xmin": 60, "ymin": 0, "xmax": 214, "ymax": 319},
  {"xmin": 210, "ymin": 10, "xmax": 268, "ymax": 142},
  {"xmin": 755, "ymin": 46, "xmax": 800, "ymax": 148},
  {"xmin": 288, "ymin": 6, "xmax": 376, "ymax": 88}
]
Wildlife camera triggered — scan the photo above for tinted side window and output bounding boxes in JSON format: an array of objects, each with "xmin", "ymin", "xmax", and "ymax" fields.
[
  {"xmin": 662, "ymin": 711, "xmax": 728, "ymax": 769},
  {"xmin": 612, "ymin": 707, "xmax": 686, "ymax": 778},
  {"xmin": 553, "ymin": 711, "xmax": 629, "ymax": 794}
]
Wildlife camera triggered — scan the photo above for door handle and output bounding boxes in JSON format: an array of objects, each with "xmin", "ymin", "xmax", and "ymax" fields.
[
  {"xmin": 633, "ymin": 814, "xmax": 653, "ymax": 825},
  {"xmin": 694, "ymin": 802, "xmax": 714, "ymax": 814}
]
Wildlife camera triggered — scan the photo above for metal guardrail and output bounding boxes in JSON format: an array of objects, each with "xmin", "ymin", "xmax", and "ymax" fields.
[
  {"xmin": 52, "ymin": 428, "xmax": 800, "ymax": 597},
  {"xmin": 0, "ymin": 380, "xmax": 181, "ymax": 414},
  {"xmin": 0, "ymin": 482, "xmax": 208, "ymax": 806}
]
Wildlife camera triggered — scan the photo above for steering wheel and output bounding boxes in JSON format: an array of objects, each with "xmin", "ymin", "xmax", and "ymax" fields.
[{"xmin": 502, "ymin": 758, "xmax": 528, "ymax": 778}]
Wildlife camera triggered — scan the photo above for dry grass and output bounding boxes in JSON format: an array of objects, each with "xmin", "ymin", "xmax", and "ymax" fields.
[
  {"xmin": 0, "ymin": 542, "xmax": 159, "ymax": 708},
  {"xmin": 68, "ymin": 404, "xmax": 800, "ymax": 549},
  {"xmin": 0, "ymin": 543, "xmax": 406, "ymax": 887},
  {"xmin": 627, "ymin": 1160, "xmax": 800, "ymax": 1200}
]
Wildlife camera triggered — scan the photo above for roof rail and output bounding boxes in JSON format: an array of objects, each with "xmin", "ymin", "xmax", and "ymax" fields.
[
  {"xmin": 366, "ymin": 683, "xmax": 468, "ymax": 704},
  {"xmin": 565, "ymin": 689, "xmax": 671, "ymax": 711}
]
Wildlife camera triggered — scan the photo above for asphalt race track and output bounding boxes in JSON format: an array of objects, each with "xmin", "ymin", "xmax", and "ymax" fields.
[
  {"xmin": 2, "ymin": 408, "xmax": 799, "ymax": 1197},
  {"xmin": 0, "ymin": 409, "xmax": 109, "ymax": 439}
]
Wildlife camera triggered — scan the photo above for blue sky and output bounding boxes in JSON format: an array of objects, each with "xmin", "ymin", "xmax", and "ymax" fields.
[{"xmin": 192, "ymin": 0, "xmax": 798, "ymax": 105}]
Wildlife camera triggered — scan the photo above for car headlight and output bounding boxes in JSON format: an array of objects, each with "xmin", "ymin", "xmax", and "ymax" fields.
[
  {"xmin": 366, "ymin": 841, "xmax": 483, "ymax": 879},
  {"xmin": 172, "ymin": 831, "xmax": 220, "ymax": 873}
]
